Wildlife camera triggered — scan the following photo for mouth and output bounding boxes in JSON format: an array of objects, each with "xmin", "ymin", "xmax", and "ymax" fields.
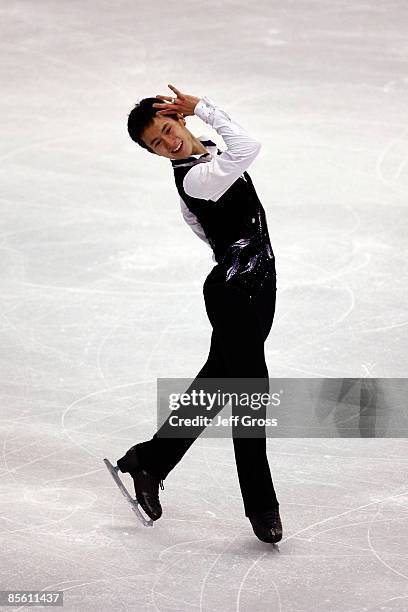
[{"xmin": 171, "ymin": 140, "xmax": 183, "ymax": 154}]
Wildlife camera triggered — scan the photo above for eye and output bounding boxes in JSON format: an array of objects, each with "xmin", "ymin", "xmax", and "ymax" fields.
[{"xmin": 155, "ymin": 127, "xmax": 171, "ymax": 148}]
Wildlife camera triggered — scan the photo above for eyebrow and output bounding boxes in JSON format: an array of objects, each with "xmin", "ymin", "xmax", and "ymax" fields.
[{"xmin": 150, "ymin": 122, "xmax": 170, "ymax": 148}]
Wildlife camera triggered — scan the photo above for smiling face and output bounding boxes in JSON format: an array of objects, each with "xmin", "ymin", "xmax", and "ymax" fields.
[{"xmin": 141, "ymin": 115, "xmax": 207, "ymax": 159}]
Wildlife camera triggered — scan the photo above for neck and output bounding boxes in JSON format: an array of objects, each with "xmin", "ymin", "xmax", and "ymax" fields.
[{"xmin": 191, "ymin": 137, "xmax": 208, "ymax": 155}]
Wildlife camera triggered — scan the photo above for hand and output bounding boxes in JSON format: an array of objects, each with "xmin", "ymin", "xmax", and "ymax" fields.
[{"xmin": 152, "ymin": 84, "xmax": 200, "ymax": 118}]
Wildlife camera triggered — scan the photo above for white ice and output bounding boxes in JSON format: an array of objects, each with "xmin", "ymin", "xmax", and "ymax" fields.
[{"xmin": 1, "ymin": 1, "xmax": 408, "ymax": 610}]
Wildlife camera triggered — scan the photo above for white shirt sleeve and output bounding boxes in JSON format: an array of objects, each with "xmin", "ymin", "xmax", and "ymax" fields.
[
  {"xmin": 183, "ymin": 96, "xmax": 262, "ymax": 202},
  {"xmin": 180, "ymin": 198, "xmax": 217, "ymax": 262}
]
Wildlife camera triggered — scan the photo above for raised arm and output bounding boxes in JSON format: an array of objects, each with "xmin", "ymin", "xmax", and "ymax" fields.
[
  {"xmin": 184, "ymin": 96, "xmax": 261, "ymax": 201},
  {"xmin": 153, "ymin": 85, "xmax": 262, "ymax": 202}
]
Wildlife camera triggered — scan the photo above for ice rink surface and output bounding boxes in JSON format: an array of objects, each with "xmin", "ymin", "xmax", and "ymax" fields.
[{"xmin": 1, "ymin": 0, "xmax": 408, "ymax": 610}]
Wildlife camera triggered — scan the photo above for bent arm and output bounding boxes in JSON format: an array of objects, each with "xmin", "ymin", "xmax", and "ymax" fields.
[
  {"xmin": 180, "ymin": 198, "xmax": 210, "ymax": 245},
  {"xmin": 180, "ymin": 198, "xmax": 217, "ymax": 262},
  {"xmin": 183, "ymin": 96, "xmax": 262, "ymax": 202}
]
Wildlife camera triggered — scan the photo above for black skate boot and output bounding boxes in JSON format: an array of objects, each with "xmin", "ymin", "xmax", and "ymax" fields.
[
  {"xmin": 117, "ymin": 445, "xmax": 164, "ymax": 521},
  {"xmin": 248, "ymin": 506, "xmax": 282, "ymax": 544}
]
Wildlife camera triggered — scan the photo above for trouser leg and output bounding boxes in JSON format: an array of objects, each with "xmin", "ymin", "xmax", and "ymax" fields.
[
  {"xmin": 212, "ymin": 278, "xmax": 278, "ymax": 515},
  {"xmin": 232, "ymin": 413, "xmax": 279, "ymax": 515}
]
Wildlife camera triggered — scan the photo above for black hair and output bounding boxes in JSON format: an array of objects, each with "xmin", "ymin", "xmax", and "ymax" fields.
[{"xmin": 127, "ymin": 98, "xmax": 179, "ymax": 154}]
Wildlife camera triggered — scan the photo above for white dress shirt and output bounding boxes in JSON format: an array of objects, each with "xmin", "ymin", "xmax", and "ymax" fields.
[{"xmin": 176, "ymin": 96, "xmax": 262, "ymax": 259}]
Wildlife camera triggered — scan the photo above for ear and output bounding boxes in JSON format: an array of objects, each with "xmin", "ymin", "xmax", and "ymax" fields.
[{"xmin": 177, "ymin": 113, "xmax": 186, "ymax": 126}]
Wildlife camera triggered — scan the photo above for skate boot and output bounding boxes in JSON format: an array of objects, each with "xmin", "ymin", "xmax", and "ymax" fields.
[
  {"xmin": 117, "ymin": 445, "xmax": 164, "ymax": 521},
  {"xmin": 248, "ymin": 506, "xmax": 282, "ymax": 544}
]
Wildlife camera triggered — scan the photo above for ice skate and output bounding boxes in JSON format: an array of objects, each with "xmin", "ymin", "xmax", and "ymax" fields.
[
  {"xmin": 116, "ymin": 445, "xmax": 164, "ymax": 522},
  {"xmin": 103, "ymin": 458, "xmax": 154, "ymax": 527},
  {"xmin": 249, "ymin": 507, "xmax": 282, "ymax": 549}
]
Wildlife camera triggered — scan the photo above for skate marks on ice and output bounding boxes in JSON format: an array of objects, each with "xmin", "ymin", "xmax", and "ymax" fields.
[
  {"xmin": 376, "ymin": 125, "xmax": 408, "ymax": 197},
  {"xmin": 267, "ymin": 197, "xmax": 408, "ymax": 377},
  {"xmin": 197, "ymin": 486, "xmax": 407, "ymax": 612},
  {"xmin": 236, "ymin": 489, "xmax": 408, "ymax": 612},
  {"xmin": 103, "ymin": 458, "xmax": 153, "ymax": 527},
  {"xmin": 153, "ymin": 436, "xmax": 408, "ymax": 612},
  {"xmin": 152, "ymin": 529, "xmax": 281, "ymax": 612}
]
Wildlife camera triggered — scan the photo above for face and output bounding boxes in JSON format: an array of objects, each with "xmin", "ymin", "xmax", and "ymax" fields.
[{"xmin": 141, "ymin": 115, "xmax": 195, "ymax": 159}]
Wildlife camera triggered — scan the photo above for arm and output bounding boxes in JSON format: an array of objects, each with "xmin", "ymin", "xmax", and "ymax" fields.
[
  {"xmin": 180, "ymin": 198, "xmax": 217, "ymax": 262},
  {"xmin": 180, "ymin": 198, "xmax": 210, "ymax": 245},
  {"xmin": 152, "ymin": 85, "xmax": 262, "ymax": 202},
  {"xmin": 184, "ymin": 96, "xmax": 261, "ymax": 202}
]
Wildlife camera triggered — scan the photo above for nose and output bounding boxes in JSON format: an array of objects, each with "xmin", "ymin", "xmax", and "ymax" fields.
[
  {"xmin": 160, "ymin": 132, "xmax": 172, "ymax": 143},
  {"xmin": 163, "ymin": 134, "xmax": 178, "ymax": 150}
]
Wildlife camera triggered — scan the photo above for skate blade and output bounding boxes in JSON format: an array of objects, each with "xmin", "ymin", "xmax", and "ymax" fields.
[
  {"xmin": 103, "ymin": 458, "xmax": 153, "ymax": 527},
  {"xmin": 272, "ymin": 543, "xmax": 280, "ymax": 552}
]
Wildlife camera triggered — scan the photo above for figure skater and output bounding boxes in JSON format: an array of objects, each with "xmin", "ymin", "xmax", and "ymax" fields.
[{"xmin": 111, "ymin": 84, "xmax": 281, "ymax": 545}]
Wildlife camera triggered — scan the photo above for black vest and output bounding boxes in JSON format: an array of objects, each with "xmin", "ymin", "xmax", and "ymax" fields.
[{"xmin": 171, "ymin": 140, "xmax": 275, "ymax": 294}]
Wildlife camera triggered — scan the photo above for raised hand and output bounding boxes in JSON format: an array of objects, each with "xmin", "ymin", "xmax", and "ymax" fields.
[{"xmin": 152, "ymin": 84, "xmax": 200, "ymax": 118}]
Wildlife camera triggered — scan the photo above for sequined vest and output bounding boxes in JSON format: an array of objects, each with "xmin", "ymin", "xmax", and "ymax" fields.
[{"xmin": 171, "ymin": 141, "xmax": 275, "ymax": 294}]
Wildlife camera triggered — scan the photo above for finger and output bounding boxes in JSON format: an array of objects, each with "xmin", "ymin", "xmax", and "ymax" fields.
[
  {"xmin": 153, "ymin": 104, "xmax": 180, "ymax": 111},
  {"xmin": 156, "ymin": 108, "xmax": 179, "ymax": 115},
  {"xmin": 152, "ymin": 102, "xmax": 175, "ymax": 108},
  {"xmin": 155, "ymin": 95, "xmax": 173, "ymax": 101},
  {"xmin": 153, "ymin": 100, "xmax": 178, "ymax": 108},
  {"xmin": 168, "ymin": 84, "xmax": 183, "ymax": 98}
]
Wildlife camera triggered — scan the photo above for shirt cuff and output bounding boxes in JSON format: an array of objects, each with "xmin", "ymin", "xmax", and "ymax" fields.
[{"xmin": 194, "ymin": 96, "xmax": 231, "ymax": 127}]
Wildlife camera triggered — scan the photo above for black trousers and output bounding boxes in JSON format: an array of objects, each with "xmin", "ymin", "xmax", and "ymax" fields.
[{"xmin": 134, "ymin": 261, "xmax": 279, "ymax": 516}]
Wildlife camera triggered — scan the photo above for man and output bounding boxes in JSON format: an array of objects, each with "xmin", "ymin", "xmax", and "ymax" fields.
[{"xmin": 114, "ymin": 84, "xmax": 282, "ymax": 545}]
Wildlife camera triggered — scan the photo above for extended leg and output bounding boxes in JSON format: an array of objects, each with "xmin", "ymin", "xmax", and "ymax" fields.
[{"xmin": 122, "ymin": 329, "xmax": 229, "ymax": 479}]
